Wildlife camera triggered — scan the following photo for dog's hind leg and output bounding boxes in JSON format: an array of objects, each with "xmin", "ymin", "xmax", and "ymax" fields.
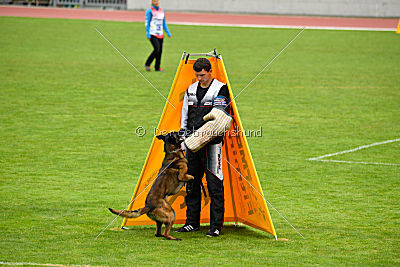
[
  {"xmin": 151, "ymin": 201, "xmax": 181, "ymax": 241},
  {"xmin": 163, "ymin": 220, "xmax": 181, "ymax": 241},
  {"xmin": 155, "ymin": 221, "xmax": 163, "ymax": 237},
  {"xmin": 162, "ymin": 205, "xmax": 181, "ymax": 241}
]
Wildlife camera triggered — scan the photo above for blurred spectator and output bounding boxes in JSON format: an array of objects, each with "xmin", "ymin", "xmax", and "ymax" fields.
[{"xmin": 144, "ymin": 0, "xmax": 171, "ymax": 72}]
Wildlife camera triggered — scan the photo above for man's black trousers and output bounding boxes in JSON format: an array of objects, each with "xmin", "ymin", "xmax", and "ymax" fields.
[
  {"xmin": 145, "ymin": 35, "xmax": 163, "ymax": 71},
  {"xmin": 184, "ymin": 144, "xmax": 224, "ymax": 230}
]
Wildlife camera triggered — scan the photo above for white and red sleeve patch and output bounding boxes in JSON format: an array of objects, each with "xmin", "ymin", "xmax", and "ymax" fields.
[{"xmin": 212, "ymin": 96, "xmax": 228, "ymax": 108}]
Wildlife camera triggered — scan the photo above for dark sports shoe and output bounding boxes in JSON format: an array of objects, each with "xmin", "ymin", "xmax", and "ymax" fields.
[
  {"xmin": 175, "ymin": 224, "xmax": 199, "ymax": 233},
  {"xmin": 206, "ymin": 228, "xmax": 221, "ymax": 237},
  {"xmin": 145, "ymin": 65, "xmax": 151, "ymax": 71}
]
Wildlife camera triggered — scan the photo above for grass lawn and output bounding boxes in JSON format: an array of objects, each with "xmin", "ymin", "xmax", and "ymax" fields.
[{"xmin": 0, "ymin": 16, "xmax": 399, "ymax": 266}]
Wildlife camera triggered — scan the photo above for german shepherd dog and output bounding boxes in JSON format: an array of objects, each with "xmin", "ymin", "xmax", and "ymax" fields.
[{"xmin": 109, "ymin": 132, "xmax": 193, "ymax": 240}]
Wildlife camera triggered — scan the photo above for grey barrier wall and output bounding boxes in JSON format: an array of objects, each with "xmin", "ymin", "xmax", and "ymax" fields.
[
  {"xmin": 127, "ymin": 0, "xmax": 400, "ymax": 17},
  {"xmin": 84, "ymin": 0, "xmax": 126, "ymax": 8},
  {"xmin": 50, "ymin": 0, "xmax": 125, "ymax": 8},
  {"xmin": 8, "ymin": 0, "xmax": 126, "ymax": 8},
  {"xmin": 55, "ymin": 0, "xmax": 83, "ymax": 6}
]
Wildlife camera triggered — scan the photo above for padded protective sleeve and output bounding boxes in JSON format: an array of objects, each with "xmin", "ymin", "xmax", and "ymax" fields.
[{"xmin": 184, "ymin": 108, "xmax": 232, "ymax": 152}]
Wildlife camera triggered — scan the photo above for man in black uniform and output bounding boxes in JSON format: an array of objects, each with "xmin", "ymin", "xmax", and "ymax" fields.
[{"xmin": 176, "ymin": 58, "xmax": 230, "ymax": 237}]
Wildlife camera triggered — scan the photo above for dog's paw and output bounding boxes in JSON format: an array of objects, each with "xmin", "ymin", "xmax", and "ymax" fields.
[
  {"xmin": 186, "ymin": 174, "xmax": 194, "ymax": 180},
  {"xmin": 155, "ymin": 234, "xmax": 164, "ymax": 238}
]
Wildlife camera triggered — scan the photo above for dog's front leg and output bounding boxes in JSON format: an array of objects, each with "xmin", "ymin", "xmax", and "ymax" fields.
[
  {"xmin": 176, "ymin": 163, "xmax": 194, "ymax": 182},
  {"xmin": 184, "ymin": 174, "xmax": 194, "ymax": 181}
]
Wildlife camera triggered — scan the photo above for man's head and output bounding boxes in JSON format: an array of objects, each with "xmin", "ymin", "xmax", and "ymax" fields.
[
  {"xmin": 152, "ymin": 0, "xmax": 159, "ymax": 7},
  {"xmin": 193, "ymin": 58, "xmax": 213, "ymax": 87}
]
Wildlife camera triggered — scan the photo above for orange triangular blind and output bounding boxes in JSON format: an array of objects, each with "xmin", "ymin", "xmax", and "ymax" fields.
[{"xmin": 122, "ymin": 53, "xmax": 276, "ymax": 237}]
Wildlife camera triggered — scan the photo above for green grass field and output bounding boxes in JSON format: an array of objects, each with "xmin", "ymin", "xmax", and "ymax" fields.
[{"xmin": 1, "ymin": 16, "xmax": 399, "ymax": 266}]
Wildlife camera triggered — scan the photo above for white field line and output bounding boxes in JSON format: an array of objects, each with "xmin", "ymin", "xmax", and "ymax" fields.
[
  {"xmin": 315, "ymin": 159, "xmax": 400, "ymax": 166},
  {"xmin": 0, "ymin": 261, "xmax": 95, "ymax": 266},
  {"xmin": 169, "ymin": 22, "xmax": 396, "ymax": 32},
  {"xmin": 308, "ymin": 138, "xmax": 400, "ymax": 166}
]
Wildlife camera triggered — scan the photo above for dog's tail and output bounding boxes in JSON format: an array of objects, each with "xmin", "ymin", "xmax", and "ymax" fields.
[{"xmin": 108, "ymin": 207, "xmax": 150, "ymax": 218}]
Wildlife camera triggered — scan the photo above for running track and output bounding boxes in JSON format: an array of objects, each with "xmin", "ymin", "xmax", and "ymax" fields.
[{"xmin": 0, "ymin": 6, "xmax": 398, "ymax": 31}]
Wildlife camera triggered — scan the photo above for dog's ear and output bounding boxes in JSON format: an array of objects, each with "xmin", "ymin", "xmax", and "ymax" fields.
[
  {"xmin": 167, "ymin": 134, "xmax": 176, "ymax": 144},
  {"xmin": 169, "ymin": 132, "xmax": 182, "ymax": 145},
  {"xmin": 156, "ymin": 135, "xmax": 165, "ymax": 141}
]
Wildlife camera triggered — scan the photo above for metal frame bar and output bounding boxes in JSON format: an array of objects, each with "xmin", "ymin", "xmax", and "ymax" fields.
[{"xmin": 181, "ymin": 49, "xmax": 220, "ymax": 61}]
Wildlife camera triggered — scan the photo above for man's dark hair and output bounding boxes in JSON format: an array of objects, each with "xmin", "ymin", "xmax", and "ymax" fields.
[{"xmin": 193, "ymin": 58, "xmax": 212, "ymax": 72}]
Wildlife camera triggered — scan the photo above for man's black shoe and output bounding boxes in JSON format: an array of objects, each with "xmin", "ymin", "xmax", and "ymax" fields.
[
  {"xmin": 175, "ymin": 224, "xmax": 199, "ymax": 233},
  {"xmin": 206, "ymin": 228, "xmax": 221, "ymax": 237}
]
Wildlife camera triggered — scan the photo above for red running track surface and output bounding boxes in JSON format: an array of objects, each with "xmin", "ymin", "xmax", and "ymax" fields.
[{"xmin": 0, "ymin": 6, "xmax": 398, "ymax": 31}]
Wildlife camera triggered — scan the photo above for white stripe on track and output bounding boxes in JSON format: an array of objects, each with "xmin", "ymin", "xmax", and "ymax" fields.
[{"xmin": 170, "ymin": 22, "xmax": 396, "ymax": 32}]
